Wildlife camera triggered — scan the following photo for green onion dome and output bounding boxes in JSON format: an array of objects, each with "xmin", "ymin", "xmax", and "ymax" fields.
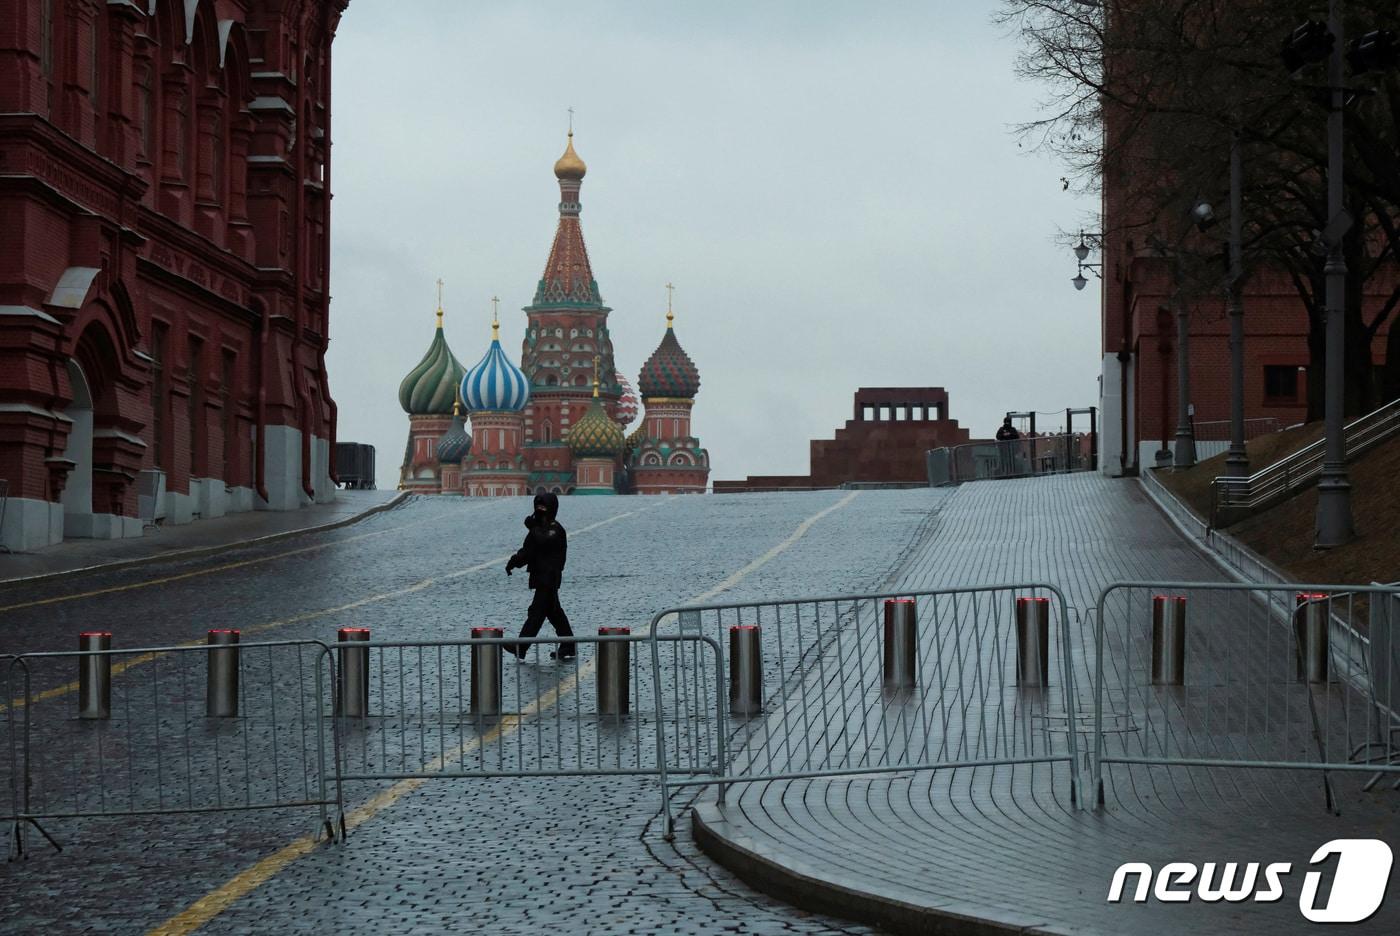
[{"xmin": 398, "ymin": 308, "xmax": 468, "ymax": 415}]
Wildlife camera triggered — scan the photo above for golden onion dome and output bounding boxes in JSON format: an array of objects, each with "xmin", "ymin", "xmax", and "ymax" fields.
[
  {"xmin": 553, "ymin": 131, "xmax": 587, "ymax": 181},
  {"xmin": 567, "ymin": 399, "xmax": 623, "ymax": 458}
]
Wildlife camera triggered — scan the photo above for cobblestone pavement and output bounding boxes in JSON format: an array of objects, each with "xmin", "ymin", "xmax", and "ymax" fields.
[
  {"xmin": 1, "ymin": 489, "xmax": 952, "ymax": 934},
  {"xmin": 0, "ymin": 489, "xmax": 401, "ymax": 585},
  {"xmin": 699, "ymin": 474, "xmax": 1400, "ymax": 935}
]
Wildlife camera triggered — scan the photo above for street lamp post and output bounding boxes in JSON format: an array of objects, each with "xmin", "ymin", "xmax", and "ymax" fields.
[
  {"xmin": 1171, "ymin": 251, "xmax": 1196, "ymax": 468},
  {"xmin": 1224, "ymin": 133, "xmax": 1250, "ymax": 476},
  {"xmin": 1314, "ymin": 0, "xmax": 1355, "ymax": 547}
]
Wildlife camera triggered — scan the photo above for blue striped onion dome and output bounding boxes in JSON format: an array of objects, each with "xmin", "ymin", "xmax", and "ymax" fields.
[{"xmin": 461, "ymin": 325, "xmax": 530, "ymax": 413}]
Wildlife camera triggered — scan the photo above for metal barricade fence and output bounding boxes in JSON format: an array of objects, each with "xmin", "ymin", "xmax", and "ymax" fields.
[
  {"xmin": 1091, "ymin": 582, "xmax": 1400, "ymax": 812},
  {"xmin": 4, "ymin": 640, "xmax": 341, "ymax": 855},
  {"xmin": 649, "ymin": 584, "xmax": 1082, "ymax": 837},
  {"xmin": 329, "ymin": 633, "xmax": 723, "ymax": 824}
]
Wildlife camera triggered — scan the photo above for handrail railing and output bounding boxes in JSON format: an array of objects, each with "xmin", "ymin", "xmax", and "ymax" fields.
[
  {"xmin": 1212, "ymin": 397, "xmax": 1400, "ymax": 527},
  {"xmin": 927, "ymin": 432, "xmax": 1093, "ymax": 486},
  {"xmin": 1190, "ymin": 417, "xmax": 1282, "ymax": 442}
]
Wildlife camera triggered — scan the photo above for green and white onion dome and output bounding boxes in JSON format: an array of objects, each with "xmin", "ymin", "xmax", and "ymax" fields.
[{"xmin": 399, "ymin": 307, "xmax": 468, "ymax": 415}]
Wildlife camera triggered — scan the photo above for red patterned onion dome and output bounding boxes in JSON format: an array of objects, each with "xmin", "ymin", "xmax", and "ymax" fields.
[
  {"xmin": 614, "ymin": 370, "xmax": 639, "ymax": 429},
  {"xmin": 637, "ymin": 310, "xmax": 700, "ymax": 399}
]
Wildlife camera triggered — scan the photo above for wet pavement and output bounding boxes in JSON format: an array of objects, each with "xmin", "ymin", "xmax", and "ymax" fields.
[{"xmin": 1, "ymin": 489, "xmax": 947, "ymax": 934}]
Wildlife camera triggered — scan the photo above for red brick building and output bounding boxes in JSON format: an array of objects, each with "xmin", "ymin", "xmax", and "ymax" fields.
[
  {"xmin": 0, "ymin": 0, "xmax": 346, "ymax": 551},
  {"xmin": 1096, "ymin": 227, "xmax": 1394, "ymax": 475},
  {"xmin": 715, "ymin": 388, "xmax": 969, "ymax": 491}
]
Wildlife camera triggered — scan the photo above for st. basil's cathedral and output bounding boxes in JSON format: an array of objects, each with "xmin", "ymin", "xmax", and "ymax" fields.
[{"xmin": 396, "ymin": 131, "xmax": 710, "ymax": 496}]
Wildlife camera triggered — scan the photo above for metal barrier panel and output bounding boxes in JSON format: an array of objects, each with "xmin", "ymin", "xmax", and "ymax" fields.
[
  {"xmin": 6, "ymin": 640, "xmax": 341, "ymax": 855},
  {"xmin": 1092, "ymin": 582, "xmax": 1400, "ymax": 810},
  {"xmin": 331, "ymin": 633, "xmax": 722, "ymax": 792},
  {"xmin": 648, "ymin": 583, "xmax": 1081, "ymax": 835}
]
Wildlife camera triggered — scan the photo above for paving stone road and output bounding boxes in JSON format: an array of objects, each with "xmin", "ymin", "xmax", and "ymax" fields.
[
  {"xmin": 1, "ymin": 489, "xmax": 951, "ymax": 935},
  {"xmin": 698, "ymin": 474, "xmax": 1400, "ymax": 935}
]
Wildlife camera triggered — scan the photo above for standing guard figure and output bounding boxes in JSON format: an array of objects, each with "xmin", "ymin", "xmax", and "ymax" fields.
[{"xmin": 504, "ymin": 492, "xmax": 577, "ymax": 660}]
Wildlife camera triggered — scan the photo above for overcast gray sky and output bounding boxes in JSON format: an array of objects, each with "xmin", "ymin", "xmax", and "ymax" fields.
[{"xmin": 326, "ymin": 1, "xmax": 1098, "ymax": 489}]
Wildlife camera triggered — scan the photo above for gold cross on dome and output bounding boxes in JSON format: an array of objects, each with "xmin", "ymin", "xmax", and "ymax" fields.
[
  {"xmin": 665, "ymin": 282, "xmax": 675, "ymax": 326},
  {"xmin": 490, "ymin": 295, "xmax": 500, "ymax": 325},
  {"xmin": 436, "ymin": 278, "xmax": 444, "ymax": 309},
  {"xmin": 568, "ymin": 106, "xmax": 575, "ymax": 134}
]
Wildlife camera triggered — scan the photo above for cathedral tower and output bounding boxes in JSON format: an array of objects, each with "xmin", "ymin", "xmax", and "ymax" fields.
[
  {"xmin": 627, "ymin": 291, "xmax": 710, "ymax": 494},
  {"xmin": 520, "ymin": 129, "xmax": 621, "ymax": 494}
]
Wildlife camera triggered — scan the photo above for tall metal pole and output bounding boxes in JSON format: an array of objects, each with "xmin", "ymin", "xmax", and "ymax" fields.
[
  {"xmin": 1172, "ymin": 255, "xmax": 1196, "ymax": 468},
  {"xmin": 1316, "ymin": 0, "xmax": 1355, "ymax": 546},
  {"xmin": 1225, "ymin": 132, "xmax": 1250, "ymax": 476}
]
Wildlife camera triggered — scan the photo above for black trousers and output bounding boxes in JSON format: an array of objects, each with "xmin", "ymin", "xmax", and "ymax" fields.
[{"xmin": 519, "ymin": 587, "xmax": 575, "ymax": 656}]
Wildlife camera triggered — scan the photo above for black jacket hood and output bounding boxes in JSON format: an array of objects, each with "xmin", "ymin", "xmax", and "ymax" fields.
[{"xmin": 532, "ymin": 492, "xmax": 560, "ymax": 523}]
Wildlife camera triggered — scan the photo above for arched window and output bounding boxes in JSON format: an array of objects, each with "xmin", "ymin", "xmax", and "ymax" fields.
[
  {"xmin": 545, "ymin": 374, "xmax": 558, "ymax": 386},
  {"xmin": 187, "ymin": 335, "xmax": 205, "ymax": 477},
  {"xmin": 150, "ymin": 322, "xmax": 169, "ymax": 471},
  {"xmin": 136, "ymin": 60, "xmax": 155, "ymax": 162},
  {"xmin": 541, "ymin": 422, "xmax": 552, "ymax": 443}
]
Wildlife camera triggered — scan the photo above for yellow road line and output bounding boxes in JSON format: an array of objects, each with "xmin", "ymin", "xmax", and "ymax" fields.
[
  {"xmin": 0, "ymin": 499, "xmax": 481, "ymax": 615},
  {"xmin": 145, "ymin": 491, "xmax": 858, "ymax": 936},
  {"xmin": 1, "ymin": 501, "xmax": 671, "ymax": 714}
]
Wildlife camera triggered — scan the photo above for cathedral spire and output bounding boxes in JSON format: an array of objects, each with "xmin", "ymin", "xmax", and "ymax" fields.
[{"xmin": 533, "ymin": 125, "xmax": 603, "ymax": 308}]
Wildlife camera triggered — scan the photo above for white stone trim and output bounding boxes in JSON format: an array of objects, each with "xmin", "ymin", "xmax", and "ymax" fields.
[
  {"xmin": 217, "ymin": 19, "xmax": 234, "ymax": 68},
  {"xmin": 183, "ymin": 0, "xmax": 199, "ymax": 44},
  {"xmin": 46, "ymin": 266, "xmax": 101, "ymax": 309},
  {"xmin": 0, "ymin": 305, "xmax": 60, "ymax": 324},
  {"xmin": 0, "ymin": 497, "xmax": 63, "ymax": 551},
  {"xmin": 0, "ymin": 403, "xmax": 73, "ymax": 423},
  {"xmin": 249, "ymin": 96, "xmax": 295, "ymax": 114},
  {"xmin": 92, "ymin": 428, "xmax": 149, "ymax": 448}
]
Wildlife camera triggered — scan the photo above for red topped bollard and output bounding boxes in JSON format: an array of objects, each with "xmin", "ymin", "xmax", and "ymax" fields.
[
  {"xmin": 597, "ymin": 626, "xmax": 630, "ymax": 718},
  {"xmin": 471, "ymin": 626, "xmax": 504, "ymax": 717},
  {"xmin": 729, "ymin": 625, "xmax": 762, "ymax": 717},
  {"xmin": 1294, "ymin": 593, "xmax": 1330, "ymax": 684},
  {"xmin": 1151, "ymin": 596, "xmax": 1187, "ymax": 686},
  {"xmin": 336, "ymin": 627, "xmax": 370, "ymax": 717},
  {"xmin": 883, "ymin": 599, "xmax": 918, "ymax": 692},
  {"xmin": 1015, "ymin": 597, "xmax": 1051, "ymax": 688},
  {"xmin": 206, "ymin": 629, "xmax": 240, "ymax": 717},
  {"xmin": 78, "ymin": 631, "xmax": 112, "ymax": 719}
]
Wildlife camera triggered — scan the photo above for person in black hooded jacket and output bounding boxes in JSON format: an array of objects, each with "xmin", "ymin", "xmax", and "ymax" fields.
[{"xmin": 503, "ymin": 492, "xmax": 576, "ymax": 660}]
